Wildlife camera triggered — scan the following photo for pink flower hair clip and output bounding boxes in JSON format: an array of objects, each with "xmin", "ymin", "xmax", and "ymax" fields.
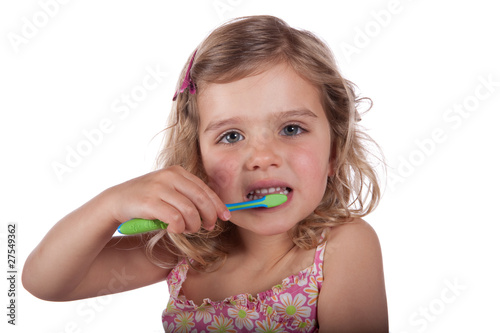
[{"xmin": 172, "ymin": 50, "xmax": 197, "ymax": 101}]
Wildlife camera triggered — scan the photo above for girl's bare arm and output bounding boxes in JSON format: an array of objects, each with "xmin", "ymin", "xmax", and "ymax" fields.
[
  {"xmin": 22, "ymin": 188, "xmax": 171, "ymax": 301},
  {"xmin": 22, "ymin": 166, "xmax": 229, "ymax": 301}
]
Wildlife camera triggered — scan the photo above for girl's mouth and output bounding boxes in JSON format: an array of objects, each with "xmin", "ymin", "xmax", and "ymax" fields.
[{"xmin": 246, "ymin": 187, "xmax": 292, "ymax": 201}]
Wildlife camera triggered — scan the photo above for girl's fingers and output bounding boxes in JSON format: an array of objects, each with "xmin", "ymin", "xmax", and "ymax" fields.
[
  {"xmin": 155, "ymin": 167, "xmax": 230, "ymax": 232},
  {"xmin": 175, "ymin": 168, "xmax": 231, "ymax": 222},
  {"xmin": 168, "ymin": 179, "xmax": 221, "ymax": 231},
  {"xmin": 114, "ymin": 166, "xmax": 231, "ymax": 233},
  {"xmin": 153, "ymin": 203, "xmax": 187, "ymax": 234},
  {"xmin": 159, "ymin": 193, "xmax": 202, "ymax": 233}
]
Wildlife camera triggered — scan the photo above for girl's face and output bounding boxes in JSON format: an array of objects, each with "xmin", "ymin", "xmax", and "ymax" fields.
[{"xmin": 198, "ymin": 63, "xmax": 334, "ymax": 235}]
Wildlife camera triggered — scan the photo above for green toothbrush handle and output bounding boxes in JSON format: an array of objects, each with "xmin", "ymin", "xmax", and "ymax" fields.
[{"xmin": 117, "ymin": 219, "xmax": 168, "ymax": 235}]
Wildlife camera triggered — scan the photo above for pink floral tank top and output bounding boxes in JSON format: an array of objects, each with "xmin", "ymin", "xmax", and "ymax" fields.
[{"xmin": 161, "ymin": 234, "xmax": 327, "ymax": 333}]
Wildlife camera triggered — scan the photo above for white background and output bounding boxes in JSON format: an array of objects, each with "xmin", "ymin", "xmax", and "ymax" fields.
[{"xmin": 1, "ymin": 0, "xmax": 499, "ymax": 332}]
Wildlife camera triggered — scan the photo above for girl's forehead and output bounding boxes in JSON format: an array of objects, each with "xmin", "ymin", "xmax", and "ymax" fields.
[
  {"xmin": 197, "ymin": 63, "xmax": 323, "ymax": 121},
  {"xmin": 197, "ymin": 64, "xmax": 320, "ymax": 108}
]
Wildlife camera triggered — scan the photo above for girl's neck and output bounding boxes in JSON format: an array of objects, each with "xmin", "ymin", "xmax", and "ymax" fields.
[{"xmin": 232, "ymin": 227, "xmax": 296, "ymax": 271}]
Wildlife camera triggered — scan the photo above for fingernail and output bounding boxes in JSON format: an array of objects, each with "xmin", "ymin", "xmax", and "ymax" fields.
[{"xmin": 223, "ymin": 210, "xmax": 231, "ymax": 221}]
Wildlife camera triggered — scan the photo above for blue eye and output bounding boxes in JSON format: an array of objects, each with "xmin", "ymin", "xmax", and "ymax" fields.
[
  {"xmin": 219, "ymin": 131, "xmax": 243, "ymax": 144},
  {"xmin": 281, "ymin": 124, "xmax": 304, "ymax": 136}
]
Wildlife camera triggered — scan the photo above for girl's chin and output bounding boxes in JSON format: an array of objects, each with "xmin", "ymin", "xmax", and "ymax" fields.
[{"xmin": 230, "ymin": 215, "xmax": 299, "ymax": 235}]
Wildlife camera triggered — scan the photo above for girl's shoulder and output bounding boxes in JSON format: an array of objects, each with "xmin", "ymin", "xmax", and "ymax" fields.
[
  {"xmin": 322, "ymin": 218, "xmax": 383, "ymax": 275},
  {"xmin": 325, "ymin": 218, "xmax": 381, "ymax": 249},
  {"xmin": 318, "ymin": 218, "xmax": 388, "ymax": 331}
]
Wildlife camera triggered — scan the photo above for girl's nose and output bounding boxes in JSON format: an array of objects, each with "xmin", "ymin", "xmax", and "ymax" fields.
[{"xmin": 244, "ymin": 134, "xmax": 282, "ymax": 171}]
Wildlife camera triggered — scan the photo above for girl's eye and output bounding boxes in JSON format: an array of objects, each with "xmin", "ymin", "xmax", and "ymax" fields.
[
  {"xmin": 218, "ymin": 131, "xmax": 243, "ymax": 144},
  {"xmin": 280, "ymin": 124, "xmax": 304, "ymax": 136}
]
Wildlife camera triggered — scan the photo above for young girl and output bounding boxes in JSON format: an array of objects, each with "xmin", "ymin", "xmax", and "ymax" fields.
[{"xmin": 23, "ymin": 15, "xmax": 388, "ymax": 332}]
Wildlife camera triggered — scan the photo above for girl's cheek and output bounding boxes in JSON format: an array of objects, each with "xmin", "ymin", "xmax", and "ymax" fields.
[
  {"xmin": 292, "ymin": 147, "xmax": 331, "ymax": 184},
  {"xmin": 205, "ymin": 157, "xmax": 240, "ymax": 197}
]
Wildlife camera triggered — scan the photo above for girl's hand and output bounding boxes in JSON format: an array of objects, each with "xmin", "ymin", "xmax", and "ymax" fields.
[{"xmin": 107, "ymin": 166, "xmax": 231, "ymax": 233}]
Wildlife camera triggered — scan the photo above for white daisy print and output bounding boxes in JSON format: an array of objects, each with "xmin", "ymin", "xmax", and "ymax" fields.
[{"xmin": 273, "ymin": 293, "xmax": 311, "ymax": 321}]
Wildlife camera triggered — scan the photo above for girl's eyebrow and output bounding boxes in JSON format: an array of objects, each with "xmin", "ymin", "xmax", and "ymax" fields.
[
  {"xmin": 203, "ymin": 116, "xmax": 244, "ymax": 134},
  {"xmin": 274, "ymin": 109, "xmax": 318, "ymax": 121},
  {"xmin": 203, "ymin": 109, "xmax": 318, "ymax": 134}
]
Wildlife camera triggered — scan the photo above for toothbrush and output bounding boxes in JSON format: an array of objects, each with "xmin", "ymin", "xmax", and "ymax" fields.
[{"xmin": 117, "ymin": 193, "xmax": 287, "ymax": 235}]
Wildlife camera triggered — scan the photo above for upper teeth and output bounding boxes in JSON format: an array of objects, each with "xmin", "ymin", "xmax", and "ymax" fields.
[{"xmin": 247, "ymin": 187, "xmax": 290, "ymax": 200}]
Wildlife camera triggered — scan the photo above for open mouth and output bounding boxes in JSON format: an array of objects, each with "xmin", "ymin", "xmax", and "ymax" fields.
[{"xmin": 246, "ymin": 187, "xmax": 292, "ymax": 201}]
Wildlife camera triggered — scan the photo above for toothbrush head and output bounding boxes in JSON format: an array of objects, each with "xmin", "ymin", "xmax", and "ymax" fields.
[{"xmin": 261, "ymin": 193, "xmax": 288, "ymax": 208}]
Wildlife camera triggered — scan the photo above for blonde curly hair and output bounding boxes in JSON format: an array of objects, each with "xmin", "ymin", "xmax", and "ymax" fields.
[{"xmin": 143, "ymin": 15, "xmax": 382, "ymax": 271}]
